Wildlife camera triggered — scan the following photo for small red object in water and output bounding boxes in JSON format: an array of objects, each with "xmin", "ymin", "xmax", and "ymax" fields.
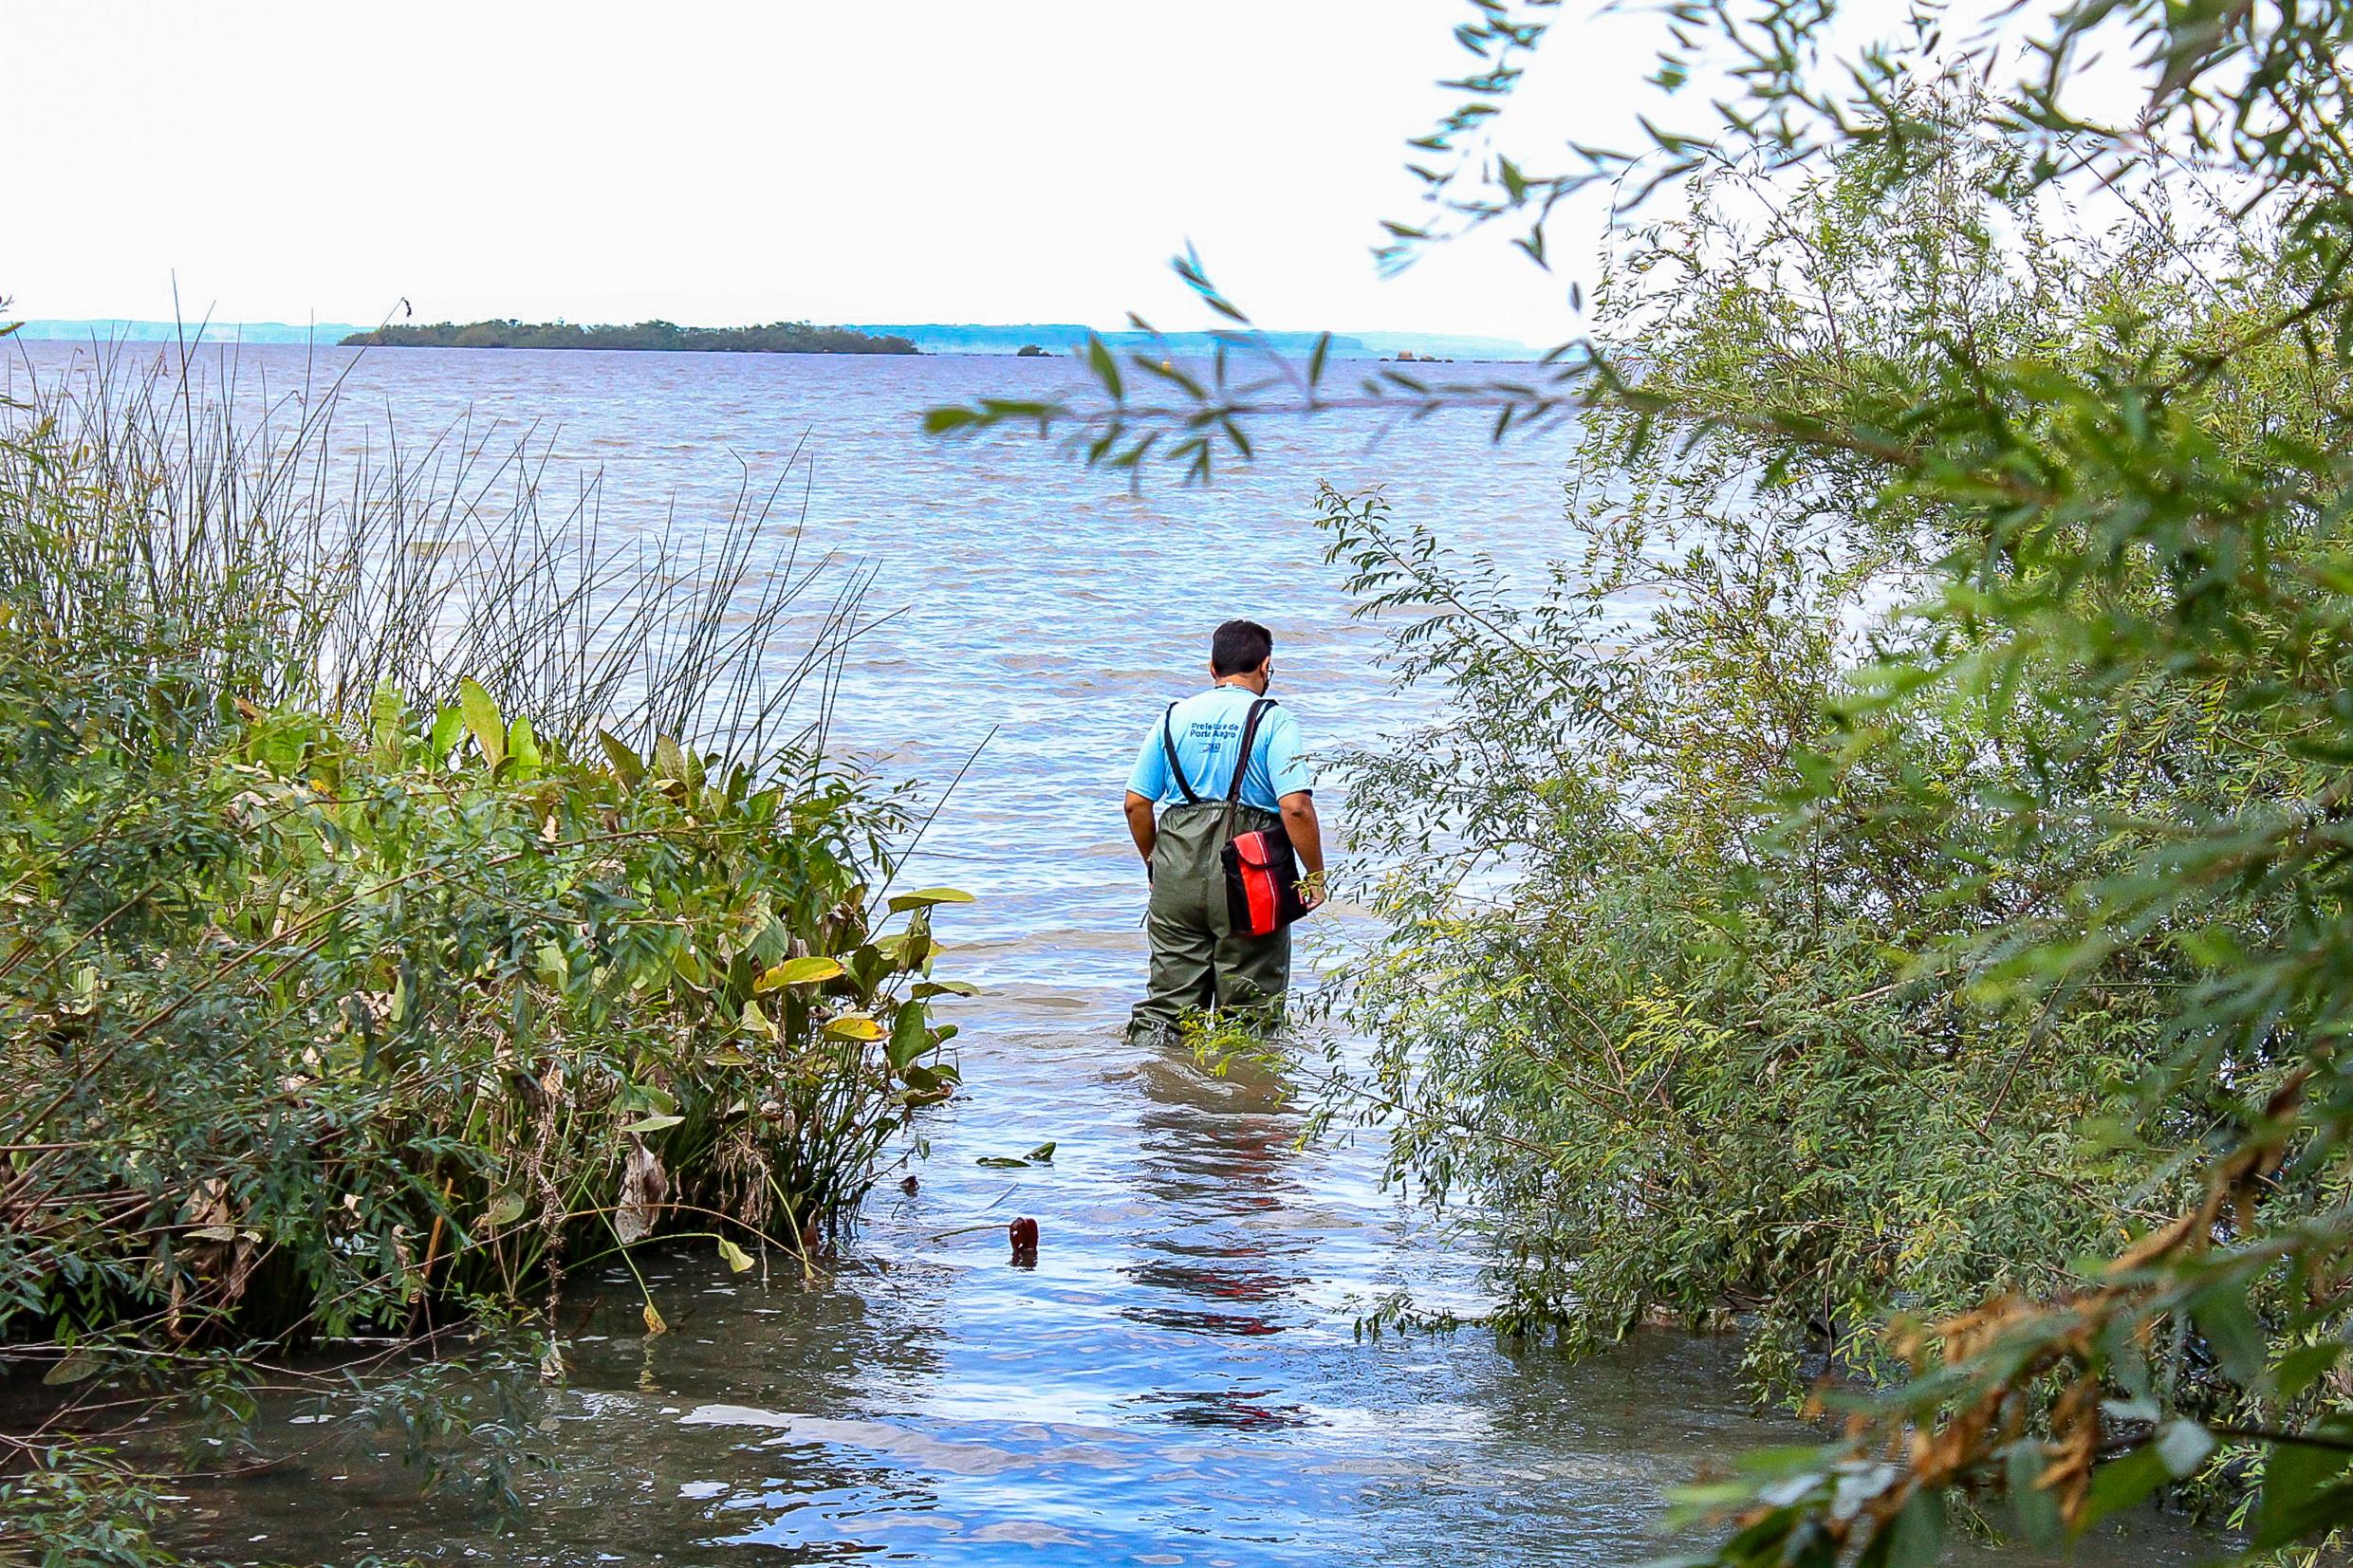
[
  {"xmin": 1008, "ymin": 1216, "xmax": 1039, "ymax": 1264},
  {"xmin": 899, "ymin": 1174, "xmax": 919, "ymax": 1194}
]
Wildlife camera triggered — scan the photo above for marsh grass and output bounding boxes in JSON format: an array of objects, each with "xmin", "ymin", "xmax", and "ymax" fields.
[{"xmin": 1, "ymin": 334, "xmax": 875, "ymax": 768}]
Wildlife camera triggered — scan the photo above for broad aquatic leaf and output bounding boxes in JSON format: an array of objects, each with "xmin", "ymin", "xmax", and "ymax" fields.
[
  {"xmin": 888, "ymin": 999, "xmax": 929, "ymax": 1071},
  {"xmin": 914, "ymin": 979, "xmax": 980, "ymax": 999},
  {"xmin": 598, "ymin": 729, "xmax": 645, "ymax": 789},
  {"xmin": 485, "ymin": 1190, "xmax": 528, "ymax": 1227},
  {"xmin": 886, "ymin": 886, "xmax": 975, "ymax": 913},
  {"xmin": 458, "ymin": 677, "xmax": 506, "ymax": 767},
  {"xmin": 642, "ymin": 1301, "xmax": 668, "ymax": 1336},
  {"xmin": 620, "ymin": 1113, "xmax": 684, "ymax": 1134},
  {"xmin": 369, "ymin": 681, "xmax": 407, "ymax": 757},
  {"xmin": 823, "ymin": 1015, "xmax": 885, "ymax": 1042},
  {"xmin": 717, "ymin": 1238, "xmax": 754, "ymax": 1274},
  {"xmin": 1023, "ymin": 1141, "xmax": 1056, "ymax": 1163},
  {"xmin": 43, "ymin": 1352, "xmax": 105, "ymax": 1387},
  {"xmin": 507, "ymin": 713, "xmax": 543, "ymax": 773},
  {"xmin": 755, "ymin": 955, "xmax": 844, "ymax": 991}
]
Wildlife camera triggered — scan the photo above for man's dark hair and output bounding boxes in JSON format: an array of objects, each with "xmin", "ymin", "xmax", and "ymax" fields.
[{"xmin": 1210, "ymin": 618, "xmax": 1274, "ymax": 676}]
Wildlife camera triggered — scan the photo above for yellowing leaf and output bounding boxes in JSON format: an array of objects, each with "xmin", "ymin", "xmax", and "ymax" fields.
[
  {"xmin": 887, "ymin": 886, "xmax": 975, "ymax": 913},
  {"xmin": 754, "ymin": 955, "xmax": 844, "ymax": 991},
  {"xmin": 457, "ymin": 676, "xmax": 506, "ymax": 767},
  {"xmin": 823, "ymin": 1015, "xmax": 885, "ymax": 1042},
  {"xmin": 717, "ymin": 1238, "xmax": 754, "ymax": 1274},
  {"xmin": 642, "ymin": 1301, "xmax": 668, "ymax": 1336}
]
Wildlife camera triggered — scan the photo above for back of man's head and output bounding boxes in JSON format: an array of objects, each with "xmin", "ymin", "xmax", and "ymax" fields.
[{"xmin": 1211, "ymin": 619, "xmax": 1274, "ymax": 676}]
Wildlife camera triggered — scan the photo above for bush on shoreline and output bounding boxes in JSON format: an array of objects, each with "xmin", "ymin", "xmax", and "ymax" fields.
[{"xmin": 0, "ymin": 340, "xmax": 961, "ymax": 1559}]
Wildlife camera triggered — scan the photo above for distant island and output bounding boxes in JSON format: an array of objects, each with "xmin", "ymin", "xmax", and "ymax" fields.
[{"xmin": 339, "ymin": 320, "xmax": 918, "ymax": 354}]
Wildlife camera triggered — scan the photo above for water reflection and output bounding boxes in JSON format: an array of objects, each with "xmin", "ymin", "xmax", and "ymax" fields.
[{"xmin": 1120, "ymin": 1042, "xmax": 1313, "ymax": 1343}]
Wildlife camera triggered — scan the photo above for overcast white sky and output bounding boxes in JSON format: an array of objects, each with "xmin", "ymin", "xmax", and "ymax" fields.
[{"xmin": 6, "ymin": 2, "xmax": 1880, "ymax": 341}]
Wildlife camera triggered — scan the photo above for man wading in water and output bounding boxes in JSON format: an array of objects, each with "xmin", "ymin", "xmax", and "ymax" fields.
[{"xmin": 1122, "ymin": 619, "xmax": 1326, "ymax": 1044}]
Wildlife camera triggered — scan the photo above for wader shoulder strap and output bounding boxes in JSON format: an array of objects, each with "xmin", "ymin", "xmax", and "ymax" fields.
[
  {"xmin": 1220, "ymin": 698, "xmax": 1278, "ymax": 842},
  {"xmin": 1160, "ymin": 703, "xmax": 1201, "ymax": 805}
]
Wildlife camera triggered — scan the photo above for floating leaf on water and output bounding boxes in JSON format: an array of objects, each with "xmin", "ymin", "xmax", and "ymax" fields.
[
  {"xmin": 717, "ymin": 1238, "xmax": 754, "ymax": 1274},
  {"xmin": 643, "ymin": 1301, "xmax": 669, "ymax": 1336},
  {"xmin": 754, "ymin": 955, "xmax": 843, "ymax": 991},
  {"xmin": 620, "ymin": 1113, "xmax": 684, "ymax": 1134},
  {"xmin": 823, "ymin": 1015, "xmax": 885, "ymax": 1042},
  {"xmin": 976, "ymin": 1141, "xmax": 1055, "ymax": 1169},
  {"xmin": 887, "ymin": 886, "xmax": 975, "ymax": 913}
]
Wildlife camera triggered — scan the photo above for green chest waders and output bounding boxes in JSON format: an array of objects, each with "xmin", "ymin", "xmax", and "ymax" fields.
[{"xmin": 1127, "ymin": 698, "xmax": 1293, "ymax": 1045}]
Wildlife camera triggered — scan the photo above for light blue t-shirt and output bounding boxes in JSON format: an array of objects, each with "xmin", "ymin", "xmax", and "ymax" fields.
[{"xmin": 1126, "ymin": 686, "xmax": 1314, "ymax": 811}]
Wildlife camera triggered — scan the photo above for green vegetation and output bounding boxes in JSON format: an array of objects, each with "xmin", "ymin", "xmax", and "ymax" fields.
[
  {"xmin": 928, "ymin": 0, "xmax": 2353, "ymax": 1559},
  {"xmin": 0, "ymin": 339, "xmax": 962, "ymax": 1560},
  {"xmin": 342, "ymin": 319, "xmax": 917, "ymax": 354}
]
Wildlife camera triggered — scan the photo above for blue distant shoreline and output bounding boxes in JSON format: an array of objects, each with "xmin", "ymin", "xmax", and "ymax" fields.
[{"xmin": 9, "ymin": 319, "xmax": 1539, "ymax": 361}]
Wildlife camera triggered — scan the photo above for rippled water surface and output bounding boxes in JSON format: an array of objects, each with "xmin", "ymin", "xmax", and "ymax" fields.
[{"xmin": 9, "ymin": 342, "xmax": 2213, "ymax": 1565}]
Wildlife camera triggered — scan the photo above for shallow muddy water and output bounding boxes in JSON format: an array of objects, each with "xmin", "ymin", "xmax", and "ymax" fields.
[{"xmin": 10, "ymin": 341, "xmax": 2217, "ymax": 1564}]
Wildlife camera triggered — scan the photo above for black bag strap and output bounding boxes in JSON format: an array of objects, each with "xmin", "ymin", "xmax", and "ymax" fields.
[
  {"xmin": 1221, "ymin": 698, "xmax": 1278, "ymax": 842},
  {"xmin": 1161, "ymin": 703, "xmax": 1200, "ymax": 805}
]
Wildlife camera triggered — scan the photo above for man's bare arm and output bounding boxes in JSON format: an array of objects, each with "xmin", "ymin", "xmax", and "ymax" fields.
[
  {"xmin": 1124, "ymin": 790, "xmax": 1158, "ymax": 869},
  {"xmin": 1279, "ymin": 790, "xmax": 1326, "ymax": 910}
]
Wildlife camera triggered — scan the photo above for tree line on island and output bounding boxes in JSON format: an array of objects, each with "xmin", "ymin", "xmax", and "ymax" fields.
[{"xmin": 342, "ymin": 319, "xmax": 918, "ymax": 354}]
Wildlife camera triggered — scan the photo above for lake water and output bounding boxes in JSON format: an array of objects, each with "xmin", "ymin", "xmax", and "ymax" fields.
[{"xmin": 9, "ymin": 341, "xmax": 2212, "ymax": 1565}]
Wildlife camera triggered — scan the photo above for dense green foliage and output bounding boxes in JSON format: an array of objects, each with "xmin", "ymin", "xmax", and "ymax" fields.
[
  {"xmin": 927, "ymin": 0, "xmax": 2353, "ymax": 1556},
  {"xmin": 0, "ymin": 346, "xmax": 961, "ymax": 1559},
  {"xmin": 343, "ymin": 319, "xmax": 917, "ymax": 354},
  {"xmin": 1309, "ymin": 109, "xmax": 2289, "ymax": 1387}
]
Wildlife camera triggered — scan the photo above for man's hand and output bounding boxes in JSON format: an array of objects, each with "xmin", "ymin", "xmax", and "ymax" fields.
[{"xmin": 1279, "ymin": 791, "xmax": 1325, "ymax": 914}]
